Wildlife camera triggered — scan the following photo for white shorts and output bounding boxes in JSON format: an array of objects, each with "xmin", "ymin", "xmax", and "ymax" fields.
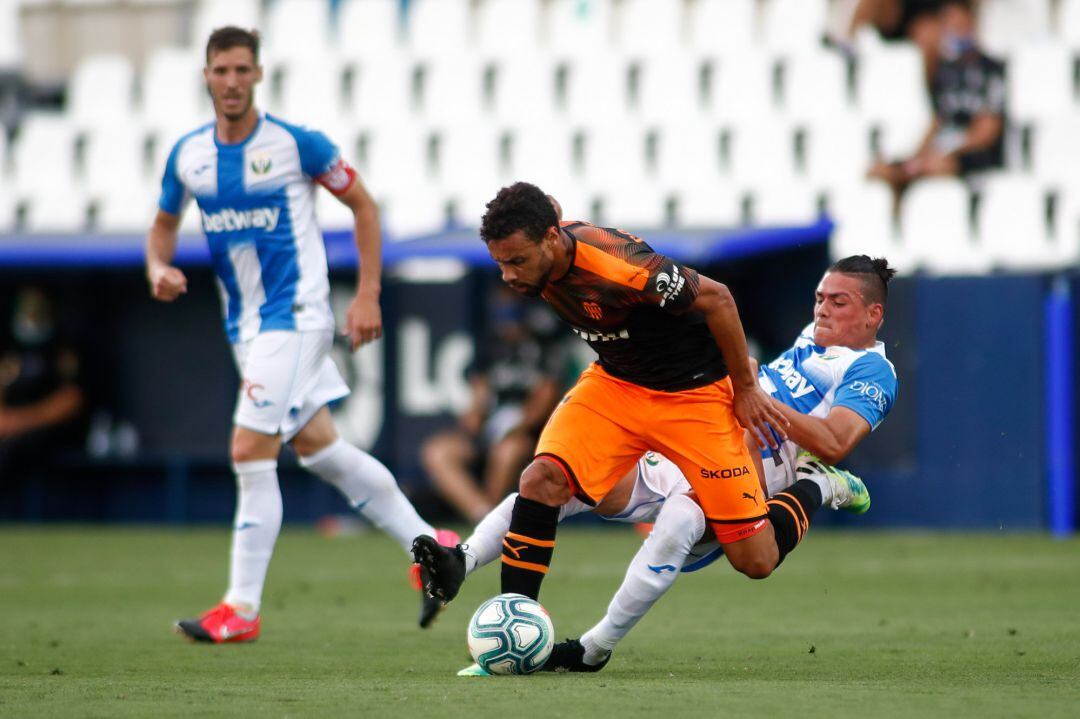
[{"xmin": 231, "ymin": 330, "xmax": 349, "ymax": 442}]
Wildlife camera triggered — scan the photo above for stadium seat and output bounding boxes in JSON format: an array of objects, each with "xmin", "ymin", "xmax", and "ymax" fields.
[
  {"xmin": 140, "ymin": 48, "xmax": 208, "ymax": 134},
  {"xmin": 631, "ymin": 52, "xmax": 703, "ymax": 124},
  {"xmin": 545, "ymin": 0, "xmax": 615, "ymax": 56},
  {"xmin": 83, "ymin": 125, "xmax": 148, "ymax": 205},
  {"xmin": 1061, "ymin": 0, "xmax": 1080, "ymax": 50},
  {"xmin": 192, "ymin": 0, "xmax": 262, "ymax": 47},
  {"xmin": 1007, "ymin": 42, "xmax": 1074, "ymax": 125},
  {"xmin": 0, "ymin": 0, "xmax": 21, "ymax": 70},
  {"xmin": 96, "ymin": 185, "xmax": 158, "ymax": 234},
  {"xmin": 475, "ymin": 0, "xmax": 542, "ymax": 59},
  {"xmin": 977, "ymin": 0, "xmax": 1052, "ymax": 57},
  {"xmin": 1056, "ymin": 186, "xmax": 1080, "ymax": 265},
  {"xmin": 803, "ymin": 116, "xmax": 873, "ymax": 196},
  {"xmin": 270, "ymin": 56, "xmax": 347, "ymax": 128},
  {"xmin": 12, "ymin": 113, "xmax": 78, "ymax": 199},
  {"xmin": 592, "ymin": 180, "xmax": 668, "ymax": 230},
  {"xmin": 337, "ymin": 0, "xmax": 405, "ymax": 63},
  {"xmin": 781, "ymin": 50, "xmax": 850, "ymax": 126},
  {"xmin": 655, "ymin": 120, "xmax": 725, "ymax": 193},
  {"xmin": 1030, "ymin": 115, "xmax": 1080, "ymax": 191},
  {"xmin": 405, "ymin": 0, "xmax": 472, "ymax": 61},
  {"xmin": 900, "ymin": 177, "xmax": 988, "ymax": 274},
  {"xmin": 830, "ymin": 181, "xmax": 906, "ymax": 270},
  {"xmin": 380, "ymin": 183, "xmax": 448, "ymax": 239},
  {"xmin": 415, "ymin": 55, "xmax": 485, "ymax": 125},
  {"xmin": 580, "ymin": 121, "xmax": 651, "ymax": 191},
  {"xmin": 616, "ymin": 0, "xmax": 683, "ymax": 56},
  {"xmin": 433, "ymin": 124, "xmax": 502, "ymax": 228},
  {"xmin": 507, "ymin": 124, "xmax": 587, "ymax": 213},
  {"xmin": 762, "ymin": 0, "xmax": 829, "ymax": 55},
  {"xmin": 558, "ymin": 55, "xmax": 626, "ymax": 123},
  {"xmin": 707, "ymin": 50, "xmax": 775, "ymax": 125},
  {"xmin": 689, "ymin": 0, "xmax": 757, "ymax": 57},
  {"xmin": 672, "ymin": 180, "xmax": 742, "ymax": 229},
  {"xmin": 344, "ymin": 58, "xmax": 413, "ymax": 129},
  {"xmin": 264, "ymin": 0, "xmax": 332, "ymax": 63},
  {"xmin": 977, "ymin": 173, "xmax": 1058, "ymax": 271},
  {"xmin": 67, "ymin": 54, "xmax": 136, "ymax": 131},
  {"xmin": 752, "ymin": 180, "xmax": 820, "ymax": 226},
  {"xmin": 857, "ymin": 42, "xmax": 932, "ymax": 158},
  {"xmin": 21, "ymin": 189, "xmax": 89, "ymax": 234},
  {"xmin": 487, "ymin": 55, "xmax": 557, "ymax": 123},
  {"xmin": 725, "ymin": 119, "xmax": 798, "ymax": 191}
]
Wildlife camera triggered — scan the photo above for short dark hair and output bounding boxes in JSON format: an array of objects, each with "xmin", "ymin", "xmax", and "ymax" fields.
[
  {"xmin": 827, "ymin": 255, "xmax": 896, "ymax": 305},
  {"xmin": 206, "ymin": 26, "xmax": 260, "ymax": 65},
  {"xmin": 480, "ymin": 182, "xmax": 559, "ymax": 244}
]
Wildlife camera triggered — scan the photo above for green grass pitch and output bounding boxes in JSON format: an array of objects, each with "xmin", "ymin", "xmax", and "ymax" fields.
[{"xmin": 1, "ymin": 525, "xmax": 1078, "ymax": 718}]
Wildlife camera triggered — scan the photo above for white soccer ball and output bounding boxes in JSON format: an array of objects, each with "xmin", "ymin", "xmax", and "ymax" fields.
[{"xmin": 466, "ymin": 593, "xmax": 555, "ymax": 675}]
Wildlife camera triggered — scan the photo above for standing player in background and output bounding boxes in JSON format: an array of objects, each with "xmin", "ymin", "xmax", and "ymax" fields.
[
  {"xmin": 417, "ymin": 182, "xmax": 823, "ymax": 609},
  {"xmin": 145, "ymin": 27, "xmax": 455, "ymax": 643}
]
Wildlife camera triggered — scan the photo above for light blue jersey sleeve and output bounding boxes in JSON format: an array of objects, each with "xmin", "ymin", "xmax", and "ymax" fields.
[
  {"xmin": 285, "ymin": 123, "xmax": 340, "ymax": 179},
  {"xmin": 158, "ymin": 140, "xmax": 187, "ymax": 215},
  {"xmin": 833, "ymin": 354, "xmax": 897, "ymax": 431}
]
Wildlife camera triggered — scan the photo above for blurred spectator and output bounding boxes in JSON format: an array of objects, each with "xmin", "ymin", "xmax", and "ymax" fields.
[
  {"xmin": 867, "ymin": 0, "xmax": 1004, "ymax": 210},
  {"xmin": 0, "ymin": 287, "xmax": 86, "ymax": 481},
  {"xmin": 421, "ymin": 287, "xmax": 563, "ymax": 523},
  {"xmin": 843, "ymin": 0, "xmax": 947, "ymax": 82}
]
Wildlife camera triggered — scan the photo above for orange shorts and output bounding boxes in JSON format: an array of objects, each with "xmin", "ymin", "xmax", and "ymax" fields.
[{"xmin": 535, "ymin": 363, "xmax": 767, "ymax": 543}]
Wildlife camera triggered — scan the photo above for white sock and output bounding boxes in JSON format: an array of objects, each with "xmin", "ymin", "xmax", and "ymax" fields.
[
  {"xmin": 299, "ymin": 438, "xmax": 435, "ymax": 554},
  {"xmin": 460, "ymin": 492, "xmax": 592, "ymax": 575},
  {"xmin": 580, "ymin": 493, "xmax": 706, "ymax": 663},
  {"xmin": 223, "ymin": 459, "xmax": 282, "ymax": 614}
]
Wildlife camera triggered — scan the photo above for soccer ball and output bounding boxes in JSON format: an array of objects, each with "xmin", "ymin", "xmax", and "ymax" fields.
[{"xmin": 466, "ymin": 593, "xmax": 554, "ymax": 675}]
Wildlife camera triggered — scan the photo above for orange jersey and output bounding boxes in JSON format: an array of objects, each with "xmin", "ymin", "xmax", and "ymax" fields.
[{"xmin": 542, "ymin": 221, "xmax": 727, "ymax": 391}]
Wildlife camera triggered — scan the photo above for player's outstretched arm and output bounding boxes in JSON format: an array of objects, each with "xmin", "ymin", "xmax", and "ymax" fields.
[
  {"xmin": 691, "ymin": 277, "xmax": 788, "ymax": 448},
  {"xmin": 336, "ymin": 179, "xmax": 382, "ymax": 351},
  {"xmin": 773, "ymin": 403, "xmax": 870, "ymax": 466},
  {"xmin": 145, "ymin": 210, "xmax": 187, "ymax": 302}
]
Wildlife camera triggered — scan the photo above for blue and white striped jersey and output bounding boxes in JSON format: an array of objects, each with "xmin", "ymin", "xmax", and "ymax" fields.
[
  {"xmin": 159, "ymin": 113, "xmax": 356, "ymax": 343},
  {"xmin": 758, "ymin": 322, "xmax": 897, "ymax": 470}
]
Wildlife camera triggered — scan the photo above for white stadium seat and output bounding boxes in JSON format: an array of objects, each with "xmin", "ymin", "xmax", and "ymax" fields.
[
  {"xmin": 475, "ymin": 0, "xmax": 542, "ymax": 59},
  {"xmin": 655, "ymin": 120, "xmax": 725, "ymax": 193},
  {"xmin": 140, "ymin": 48, "xmax": 207, "ymax": 134},
  {"xmin": 264, "ymin": 0, "xmax": 332, "ymax": 63},
  {"xmin": 96, "ymin": 185, "xmax": 159, "ymax": 233},
  {"xmin": 830, "ymin": 181, "xmax": 906, "ymax": 270},
  {"xmin": 414, "ymin": 55, "xmax": 485, "ymax": 124},
  {"xmin": 344, "ymin": 58, "xmax": 413, "ymax": 129},
  {"xmin": 406, "ymin": 0, "xmax": 472, "ymax": 61},
  {"xmin": 337, "ymin": 0, "xmax": 405, "ymax": 63},
  {"xmin": 762, "ymin": 0, "xmax": 829, "ymax": 55},
  {"xmin": 558, "ymin": 55, "xmax": 626, "ymax": 122},
  {"xmin": 545, "ymin": 0, "xmax": 615, "ymax": 56},
  {"xmin": 673, "ymin": 180, "xmax": 742, "ymax": 229},
  {"xmin": 0, "ymin": 0, "xmax": 21, "ymax": 70},
  {"xmin": 270, "ymin": 56, "xmax": 347, "ymax": 128},
  {"xmin": 782, "ymin": 51, "xmax": 850, "ymax": 125},
  {"xmin": 977, "ymin": 0, "xmax": 1052, "ymax": 57},
  {"xmin": 12, "ymin": 113, "xmax": 78, "ymax": 198},
  {"xmin": 580, "ymin": 122, "xmax": 651, "ymax": 190},
  {"xmin": 689, "ymin": 0, "xmax": 757, "ymax": 57},
  {"xmin": 1061, "ymin": 0, "xmax": 1080, "ymax": 50},
  {"xmin": 725, "ymin": 119, "xmax": 798, "ymax": 190},
  {"xmin": 83, "ymin": 124, "xmax": 148, "ymax": 202},
  {"xmin": 67, "ymin": 54, "xmax": 136, "ymax": 130},
  {"xmin": 752, "ymin": 180, "xmax": 820, "ymax": 226},
  {"xmin": 1030, "ymin": 115, "xmax": 1080, "ymax": 191},
  {"xmin": 707, "ymin": 50, "xmax": 775, "ymax": 125},
  {"xmin": 488, "ymin": 55, "xmax": 557, "ymax": 123},
  {"xmin": 616, "ymin": 0, "xmax": 683, "ymax": 56},
  {"xmin": 193, "ymin": 0, "xmax": 262, "ymax": 48},
  {"xmin": 315, "ymin": 187, "xmax": 357, "ymax": 232},
  {"xmin": 592, "ymin": 179, "xmax": 668, "ymax": 230},
  {"xmin": 901, "ymin": 177, "xmax": 988, "ymax": 274},
  {"xmin": 1008, "ymin": 42, "xmax": 1074, "ymax": 125},
  {"xmin": 631, "ymin": 52, "xmax": 703, "ymax": 124},
  {"xmin": 803, "ymin": 116, "xmax": 873, "ymax": 195},
  {"xmin": 22, "ymin": 192, "xmax": 90, "ymax": 234},
  {"xmin": 977, "ymin": 173, "xmax": 1058, "ymax": 271},
  {"xmin": 857, "ymin": 42, "xmax": 932, "ymax": 158}
]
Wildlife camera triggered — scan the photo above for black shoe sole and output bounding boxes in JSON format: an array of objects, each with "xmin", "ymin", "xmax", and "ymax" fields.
[{"xmin": 411, "ymin": 535, "xmax": 466, "ymax": 603}]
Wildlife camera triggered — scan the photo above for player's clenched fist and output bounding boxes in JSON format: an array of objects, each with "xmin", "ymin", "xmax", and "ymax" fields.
[{"xmin": 148, "ymin": 265, "xmax": 188, "ymax": 302}]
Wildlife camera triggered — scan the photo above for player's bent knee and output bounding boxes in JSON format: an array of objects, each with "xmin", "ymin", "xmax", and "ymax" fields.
[
  {"xmin": 230, "ymin": 427, "xmax": 280, "ymax": 465},
  {"xmin": 518, "ymin": 460, "xmax": 571, "ymax": 506}
]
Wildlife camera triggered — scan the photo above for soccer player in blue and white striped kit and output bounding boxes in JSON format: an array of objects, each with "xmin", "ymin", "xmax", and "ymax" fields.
[{"xmin": 145, "ymin": 27, "xmax": 456, "ymax": 643}]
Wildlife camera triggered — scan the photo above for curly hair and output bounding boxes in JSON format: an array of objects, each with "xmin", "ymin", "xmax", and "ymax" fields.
[
  {"xmin": 480, "ymin": 182, "xmax": 559, "ymax": 244},
  {"xmin": 828, "ymin": 255, "xmax": 897, "ymax": 305}
]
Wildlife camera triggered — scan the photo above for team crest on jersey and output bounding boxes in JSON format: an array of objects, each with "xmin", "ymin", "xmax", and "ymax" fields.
[
  {"xmin": 582, "ymin": 301, "xmax": 603, "ymax": 320},
  {"xmin": 249, "ymin": 152, "xmax": 273, "ymax": 175}
]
